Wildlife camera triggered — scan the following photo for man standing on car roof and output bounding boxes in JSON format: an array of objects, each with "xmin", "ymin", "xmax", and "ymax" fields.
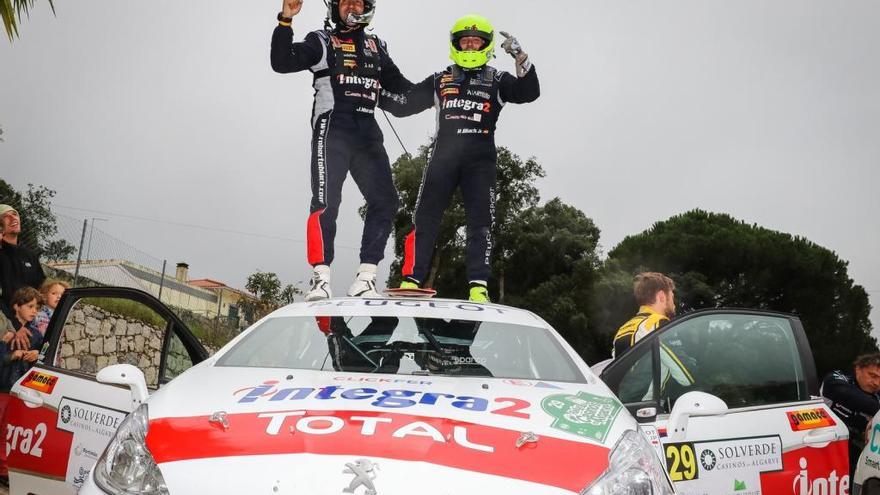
[
  {"xmin": 380, "ymin": 14, "xmax": 540, "ymax": 302},
  {"xmin": 821, "ymin": 353, "xmax": 880, "ymax": 476},
  {"xmin": 271, "ymin": 0, "xmax": 412, "ymax": 301}
]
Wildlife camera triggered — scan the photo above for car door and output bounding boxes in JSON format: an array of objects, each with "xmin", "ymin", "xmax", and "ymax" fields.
[
  {"xmin": 601, "ymin": 309, "xmax": 850, "ymax": 495},
  {"xmin": 4, "ymin": 287, "xmax": 208, "ymax": 495}
]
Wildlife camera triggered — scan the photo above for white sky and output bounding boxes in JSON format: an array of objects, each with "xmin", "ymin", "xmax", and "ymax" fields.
[{"xmin": 2, "ymin": 1, "xmax": 878, "ymax": 333}]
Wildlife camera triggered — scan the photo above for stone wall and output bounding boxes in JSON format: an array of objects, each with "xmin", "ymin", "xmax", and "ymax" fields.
[{"xmin": 56, "ymin": 304, "xmax": 165, "ymax": 386}]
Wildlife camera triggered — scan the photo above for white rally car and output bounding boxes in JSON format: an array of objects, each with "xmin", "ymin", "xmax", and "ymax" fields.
[
  {"xmin": 6, "ymin": 288, "xmax": 849, "ymax": 494},
  {"xmin": 7, "ymin": 287, "xmax": 672, "ymax": 495},
  {"xmin": 852, "ymin": 412, "xmax": 880, "ymax": 493}
]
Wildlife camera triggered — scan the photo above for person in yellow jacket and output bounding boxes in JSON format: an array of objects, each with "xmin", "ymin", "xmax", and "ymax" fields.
[{"xmin": 613, "ymin": 272, "xmax": 676, "ymax": 358}]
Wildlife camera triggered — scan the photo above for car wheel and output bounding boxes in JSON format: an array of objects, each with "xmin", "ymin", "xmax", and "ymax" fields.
[{"xmin": 863, "ymin": 478, "xmax": 880, "ymax": 495}]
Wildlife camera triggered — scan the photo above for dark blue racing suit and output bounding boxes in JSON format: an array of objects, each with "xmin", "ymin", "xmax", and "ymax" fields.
[
  {"xmin": 271, "ymin": 24, "xmax": 412, "ymax": 267},
  {"xmin": 821, "ymin": 370, "xmax": 880, "ymax": 475},
  {"xmin": 380, "ymin": 64, "xmax": 539, "ymax": 285}
]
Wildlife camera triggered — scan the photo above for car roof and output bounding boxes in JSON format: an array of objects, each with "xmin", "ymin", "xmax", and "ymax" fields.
[{"xmin": 266, "ymin": 297, "xmax": 548, "ymax": 326}]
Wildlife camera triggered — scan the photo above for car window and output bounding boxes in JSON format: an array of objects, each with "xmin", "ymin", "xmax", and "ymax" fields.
[
  {"xmin": 163, "ymin": 331, "xmax": 195, "ymax": 382},
  {"xmin": 617, "ymin": 347, "xmax": 656, "ymax": 404},
  {"xmin": 657, "ymin": 313, "xmax": 806, "ymax": 411},
  {"xmin": 215, "ymin": 315, "xmax": 585, "ymax": 382},
  {"xmin": 53, "ymin": 297, "xmax": 170, "ymax": 388}
]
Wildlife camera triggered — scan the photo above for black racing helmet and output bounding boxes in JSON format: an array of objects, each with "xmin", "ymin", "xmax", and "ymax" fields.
[{"xmin": 325, "ymin": 0, "xmax": 376, "ymax": 27}]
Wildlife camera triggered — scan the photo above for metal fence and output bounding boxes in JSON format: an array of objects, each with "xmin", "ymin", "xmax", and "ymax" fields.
[{"xmin": 32, "ymin": 213, "xmax": 246, "ymax": 346}]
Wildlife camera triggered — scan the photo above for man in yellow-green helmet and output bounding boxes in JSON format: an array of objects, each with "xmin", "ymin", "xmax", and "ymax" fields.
[{"xmin": 380, "ymin": 14, "xmax": 540, "ymax": 302}]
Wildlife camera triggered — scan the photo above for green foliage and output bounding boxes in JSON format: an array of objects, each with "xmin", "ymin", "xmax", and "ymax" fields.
[
  {"xmin": 604, "ymin": 209, "xmax": 876, "ymax": 375},
  {"xmin": 242, "ymin": 270, "xmax": 302, "ymax": 320},
  {"xmin": 0, "ymin": 179, "xmax": 76, "ymax": 260},
  {"xmin": 84, "ymin": 298, "xmax": 166, "ymax": 329},
  {"xmin": 500, "ymin": 198, "xmax": 604, "ymax": 359},
  {"xmin": 1, "ymin": 0, "xmax": 54, "ymax": 41}
]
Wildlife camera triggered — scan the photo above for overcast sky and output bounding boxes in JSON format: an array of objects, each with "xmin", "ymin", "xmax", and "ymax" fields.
[{"xmin": 2, "ymin": 1, "xmax": 878, "ymax": 333}]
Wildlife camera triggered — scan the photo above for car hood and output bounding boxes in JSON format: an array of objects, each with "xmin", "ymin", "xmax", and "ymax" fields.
[{"xmin": 145, "ymin": 366, "xmax": 634, "ymax": 494}]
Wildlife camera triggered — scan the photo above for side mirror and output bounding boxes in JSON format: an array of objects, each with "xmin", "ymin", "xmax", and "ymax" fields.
[
  {"xmin": 667, "ymin": 391, "xmax": 727, "ymax": 441},
  {"xmin": 97, "ymin": 364, "xmax": 149, "ymax": 408}
]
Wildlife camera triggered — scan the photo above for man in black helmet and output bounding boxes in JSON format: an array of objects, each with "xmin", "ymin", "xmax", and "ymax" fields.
[
  {"xmin": 271, "ymin": 0, "xmax": 412, "ymax": 301},
  {"xmin": 380, "ymin": 14, "xmax": 539, "ymax": 302}
]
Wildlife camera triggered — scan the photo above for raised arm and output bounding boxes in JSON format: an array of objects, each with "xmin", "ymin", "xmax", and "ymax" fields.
[
  {"xmin": 379, "ymin": 75, "xmax": 435, "ymax": 118},
  {"xmin": 270, "ymin": 0, "xmax": 324, "ymax": 74}
]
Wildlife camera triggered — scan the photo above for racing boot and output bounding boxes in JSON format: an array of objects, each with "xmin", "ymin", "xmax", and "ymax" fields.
[
  {"xmin": 305, "ymin": 264, "xmax": 332, "ymax": 301},
  {"xmin": 468, "ymin": 282, "xmax": 490, "ymax": 303},
  {"xmin": 348, "ymin": 263, "xmax": 380, "ymax": 298},
  {"xmin": 399, "ymin": 277, "xmax": 420, "ymax": 290}
]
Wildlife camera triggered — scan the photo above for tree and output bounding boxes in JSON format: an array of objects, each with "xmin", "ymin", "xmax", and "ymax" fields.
[
  {"xmin": 382, "ymin": 143, "xmax": 545, "ymax": 300},
  {"xmin": 500, "ymin": 198, "xmax": 604, "ymax": 360},
  {"xmin": 0, "ymin": 179, "xmax": 76, "ymax": 260},
  {"xmin": 241, "ymin": 270, "xmax": 302, "ymax": 320},
  {"xmin": 604, "ymin": 209, "xmax": 875, "ymax": 375},
  {"xmin": 2, "ymin": 0, "xmax": 54, "ymax": 41}
]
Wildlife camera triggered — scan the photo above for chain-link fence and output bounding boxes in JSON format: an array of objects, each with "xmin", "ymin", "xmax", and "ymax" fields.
[{"xmin": 34, "ymin": 213, "xmax": 248, "ymax": 348}]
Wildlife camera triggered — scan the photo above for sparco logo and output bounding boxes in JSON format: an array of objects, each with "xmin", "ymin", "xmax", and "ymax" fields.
[
  {"xmin": 792, "ymin": 458, "xmax": 849, "ymax": 495},
  {"xmin": 337, "ymin": 75, "xmax": 379, "ymax": 89},
  {"xmin": 442, "ymin": 98, "xmax": 491, "ymax": 113}
]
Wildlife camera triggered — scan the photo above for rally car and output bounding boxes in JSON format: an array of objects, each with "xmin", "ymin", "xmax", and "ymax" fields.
[
  {"xmin": 852, "ymin": 412, "xmax": 880, "ymax": 493},
  {"xmin": 5, "ymin": 288, "xmax": 849, "ymax": 494},
  {"xmin": 7, "ymin": 287, "xmax": 672, "ymax": 495}
]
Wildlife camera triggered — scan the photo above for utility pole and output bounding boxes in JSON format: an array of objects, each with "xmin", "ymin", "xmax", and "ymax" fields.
[
  {"xmin": 73, "ymin": 219, "xmax": 88, "ymax": 287},
  {"xmin": 85, "ymin": 217, "xmax": 108, "ymax": 261},
  {"xmin": 158, "ymin": 260, "xmax": 167, "ymax": 301}
]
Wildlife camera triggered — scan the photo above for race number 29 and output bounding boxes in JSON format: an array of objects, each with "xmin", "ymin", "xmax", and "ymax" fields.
[{"xmin": 664, "ymin": 442, "xmax": 699, "ymax": 481}]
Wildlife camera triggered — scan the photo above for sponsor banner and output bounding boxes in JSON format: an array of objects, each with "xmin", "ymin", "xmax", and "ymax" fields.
[
  {"xmin": 541, "ymin": 391, "xmax": 622, "ymax": 443},
  {"xmin": 760, "ymin": 440, "xmax": 849, "ymax": 495},
  {"xmin": 5, "ymin": 397, "xmax": 72, "ymax": 480},
  {"xmin": 20, "ymin": 370, "xmax": 59, "ymax": 394},
  {"xmin": 786, "ymin": 408, "xmax": 836, "ymax": 431},
  {"xmin": 57, "ymin": 397, "xmax": 128, "ymax": 490},
  {"xmin": 146, "ymin": 409, "xmax": 609, "ymax": 492},
  {"xmin": 664, "ymin": 435, "xmax": 782, "ymax": 495}
]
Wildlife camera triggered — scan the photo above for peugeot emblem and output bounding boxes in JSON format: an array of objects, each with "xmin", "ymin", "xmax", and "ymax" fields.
[{"xmin": 343, "ymin": 458, "xmax": 379, "ymax": 495}]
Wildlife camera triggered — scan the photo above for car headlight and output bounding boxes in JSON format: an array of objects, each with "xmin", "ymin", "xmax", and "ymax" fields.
[
  {"xmin": 94, "ymin": 403, "xmax": 169, "ymax": 495},
  {"xmin": 582, "ymin": 429, "xmax": 674, "ymax": 495}
]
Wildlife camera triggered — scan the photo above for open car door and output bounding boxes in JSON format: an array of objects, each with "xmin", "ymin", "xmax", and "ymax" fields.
[
  {"xmin": 5, "ymin": 287, "xmax": 208, "ymax": 495},
  {"xmin": 601, "ymin": 309, "xmax": 850, "ymax": 495}
]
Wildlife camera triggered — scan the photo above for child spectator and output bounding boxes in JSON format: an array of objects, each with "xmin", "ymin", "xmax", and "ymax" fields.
[
  {"xmin": 30, "ymin": 280, "xmax": 69, "ymax": 336},
  {"xmin": 0, "ymin": 286, "xmax": 43, "ymax": 484}
]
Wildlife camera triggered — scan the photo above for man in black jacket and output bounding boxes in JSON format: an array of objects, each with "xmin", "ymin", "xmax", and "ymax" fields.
[
  {"xmin": 380, "ymin": 15, "xmax": 539, "ymax": 302},
  {"xmin": 821, "ymin": 353, "xmax": 880, "ymax": 475},
  {"xmin": 0, "ymin": 205, "xmax": 45, "ymax": 349},
  {"xmin": 271, "ymin": 0, "xmax": 412, "ymax": 301}
]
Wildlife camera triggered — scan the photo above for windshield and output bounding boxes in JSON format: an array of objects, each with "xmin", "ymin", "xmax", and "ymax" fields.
[{"xmin": 216, "ymin": 315, "xmax": 585, "ymax": 382}]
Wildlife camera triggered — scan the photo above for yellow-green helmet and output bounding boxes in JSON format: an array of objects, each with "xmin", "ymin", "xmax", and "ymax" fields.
[{"xmin": 449, "ymin": 14, "xmax": 494, "ymax": 69}]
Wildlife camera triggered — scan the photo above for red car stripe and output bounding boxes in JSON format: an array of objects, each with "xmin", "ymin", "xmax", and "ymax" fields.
[
  {"xmin": 147, "ymin": 409, "xmax": 608, "ymax": 492},
  {"xmin": 307, "ymin": 209, "xmax": 325, "ymax": 265},
  {"xmin": 403, "ymin": 229, "xmax": 416, "ymax": 277}
]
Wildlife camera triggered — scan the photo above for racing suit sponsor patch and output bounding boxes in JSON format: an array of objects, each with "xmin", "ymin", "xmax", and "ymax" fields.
[
  {"xmin": 541, "ymin": 391, "xmax": 622, "ymax": 442},
  {"xmin": 786, "ymin": 408, "xmax": 836, "ymax": 431},
  {"xmin": 21, "ymin": 370, "xmax": 59, "ymax": 394}
]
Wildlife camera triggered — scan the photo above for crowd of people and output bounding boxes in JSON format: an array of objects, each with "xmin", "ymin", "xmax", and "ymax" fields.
[{"xmin": 0, "ymin": 204, "xmax": 68, "ymax": 485}]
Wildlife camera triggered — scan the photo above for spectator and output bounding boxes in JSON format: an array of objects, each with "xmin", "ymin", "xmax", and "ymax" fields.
[
  {"xmin": 30, "ymin": 279, "xmax": 69, "ymax": 336},
  {"xmin": 0, "ymin": 204, "xmax": 46, "ymax": 349},
  {"xmin": 612, "ymin": 272, "xmax": 676, "ymax": 358},
  {"xmin": 821, "ymin": 353, "xmax": 880, "ymax": 476},
  {"xmin": 0, "ymin": 286, "xmax": 43, "ymax": 485}
]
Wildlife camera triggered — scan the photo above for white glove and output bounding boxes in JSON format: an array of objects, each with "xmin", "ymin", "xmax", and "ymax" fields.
[{"xmin": 500, "ymin": 31, "xmax": 532, "ymax": 77}]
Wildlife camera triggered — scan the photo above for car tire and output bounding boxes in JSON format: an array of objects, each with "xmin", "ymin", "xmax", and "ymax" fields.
[{"xmin": 863, "ymin": 478, "xmax": 880, "ymax": 495}]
